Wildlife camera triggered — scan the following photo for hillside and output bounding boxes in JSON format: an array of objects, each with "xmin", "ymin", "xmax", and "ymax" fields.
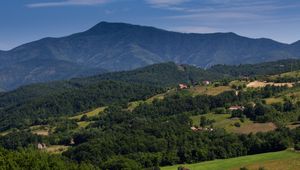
[
  {"xmin": 0, "ymin": 62, "xmax": 300, "ymax": 169},
  {"xmin": 0, "ymin": 62, "xmax": 221, "ymax": 131},
  {"xmin": 161, "ymin": 150, "xmax": 300, "ymax": 170},
  {"xmin": 1, "ymin": 22, "xmax": 300, "ymax": 90},
  {"xmin": 209, "ymin": 59, "xmax": 300, "ymax": 77}
]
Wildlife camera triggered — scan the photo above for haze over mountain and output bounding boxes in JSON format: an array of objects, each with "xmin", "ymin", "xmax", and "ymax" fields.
[{"xmin": 0, "ymin": 21, "xmax": 300, "ymax": 90}]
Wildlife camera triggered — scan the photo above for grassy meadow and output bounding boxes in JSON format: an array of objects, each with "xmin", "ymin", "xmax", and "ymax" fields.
[{"xmin": 161, "ymin": 150, "xmax": 300, "ymax": 170}]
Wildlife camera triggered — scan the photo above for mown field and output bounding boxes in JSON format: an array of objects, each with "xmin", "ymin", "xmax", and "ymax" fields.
[
  {"xmin": 190, "ymin": 113, "xmax": 277, "ymax": 134},
  {"xmin": 187, "ymin": 85, "xmax": 232, "ymax": 96},
  {"xmin": 161, "ymin": 150, "xmax": 300, "ymax": 170},
  {"xmin": 69, "ymin": 107, "xmax": 106, "ymax": 120}
]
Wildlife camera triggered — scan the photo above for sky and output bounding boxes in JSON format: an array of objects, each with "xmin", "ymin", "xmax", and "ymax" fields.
[{"xmin": 1, "ymin": 0, "xmax": 300, "ymax": 50}]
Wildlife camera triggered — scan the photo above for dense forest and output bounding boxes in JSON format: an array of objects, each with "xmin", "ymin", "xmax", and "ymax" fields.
[
  {"xmin": 209, "ymin": 59, "xmax": 300, "ymax": 77},
  {"xmin": 0, "ymin": 62, "xmax": 226, "ymax": 131},
  {"xmin": 0, "ymin": 80, "xmax": 163, "ymax": 131},
  {"xmin": 0, "ymin": 60, "xmax": 300, "ymax": 169}
]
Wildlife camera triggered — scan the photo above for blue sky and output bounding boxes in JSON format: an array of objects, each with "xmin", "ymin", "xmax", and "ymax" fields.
[{"xmin": 1, "ymin": 0, "xmax": 300, "ymax": 50}]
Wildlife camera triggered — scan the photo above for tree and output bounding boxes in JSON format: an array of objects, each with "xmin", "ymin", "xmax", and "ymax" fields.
[
  {"xmin": 102, "ymin": 156, "xmax": 142, "ymax": 170},
  {"xmin": 283, "ymin": 100, "xmax": 294, "ymax": 112},
  {"xmin": 80, "ymin": 115, "xmax": 88, "ymax": 121},
  {"xmin": 200, "ymin": 116, "xmax": 207, "ymax": 127},
  {"xmin": 295, "ymin": 143, "xmax": 300, "ymax": 151}
]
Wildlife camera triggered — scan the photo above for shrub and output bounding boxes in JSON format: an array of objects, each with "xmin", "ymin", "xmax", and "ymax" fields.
[
  {"xmin": 234, "ymin": 122, "xmax": 241, "ymax": 127},
  {"xmin": 295, "ymin": 143, "xmax": 300, "ymax": 150},
  {"xmin": 80, "ymin": 115, "xmax": 88, "ymax": 121}
]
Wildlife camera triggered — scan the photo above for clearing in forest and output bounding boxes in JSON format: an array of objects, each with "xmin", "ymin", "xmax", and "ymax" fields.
[{"xmin": 246, "ymin": 81, "xmax": 293, "ymax": 88}]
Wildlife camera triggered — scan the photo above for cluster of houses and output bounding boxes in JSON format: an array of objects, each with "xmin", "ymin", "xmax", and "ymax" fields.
[
  {"xmin": 191, "ymin": 105, "xmax": 245, "ymax": 132},
  {"xmin": 178, "ymin": 80, "xmax": 210, "ymax": 90},
  {"xmin": 190, "ymin": 126, "xmax": 214, "ymax": 132}
]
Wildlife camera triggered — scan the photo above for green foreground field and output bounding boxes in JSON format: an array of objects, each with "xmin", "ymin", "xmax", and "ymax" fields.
[{"xmin": 161, "ymin": 150, "xmax": 300, "ymax": 170}]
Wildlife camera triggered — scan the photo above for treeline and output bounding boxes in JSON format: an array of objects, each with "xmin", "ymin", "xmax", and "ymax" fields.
[
  {"xmin": 0, "ymin": 80, "xmax": 163, "ymax": 131},
  {"xmin": 209, "ymin": 59, "xmax": 300, "ymax": 77},
  {"xmin": 91, "ymin": 62, "xmax": 224, "ymax": 86},
  {"xmin": 0, "ymin": 147, "xmax": 98, "ymax": 170}
]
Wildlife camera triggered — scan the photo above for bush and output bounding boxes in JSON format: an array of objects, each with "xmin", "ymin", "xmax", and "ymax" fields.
[
  {"xmin": 80, "ymin": 115, "xmax": 88, "ymax": 121},
  {"xmin": 234, "ymin": 122, "xmax": 241, "ymax": 127},
  {"xmin": 295, "ymin": 143, "xmax": 300, "ymax": 150},
  {"xmin": 214, "ymin": 108, "xmax": 227, "ymax": 114},
  {"xmin": 231, "ymin": 110, "xmax": 244, "ymax": 118},
  {"xmin": 258, "ymin": 167, "xmax": 266, "ymax": 170},
  {"xmin": 240, "ymin": 167, "xmax": 248, "ymax": 170},
  {"xmin": 102, "ymin": 156, "xmax": 142, "ymax": 170}
]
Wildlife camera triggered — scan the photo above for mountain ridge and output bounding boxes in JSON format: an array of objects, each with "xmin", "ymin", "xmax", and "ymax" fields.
[{"xmin": 0, "ymin": 21, "xmax": 300, "ymax": 90}]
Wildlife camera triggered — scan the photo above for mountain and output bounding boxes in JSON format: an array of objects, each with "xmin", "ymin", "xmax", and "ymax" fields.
[{"xmin": 1, "ymin": 21, "xmax": 300, "ymax": 90}]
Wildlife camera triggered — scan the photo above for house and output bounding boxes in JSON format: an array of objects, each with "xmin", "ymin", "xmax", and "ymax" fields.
[
  {"xmin": 191, "ymin": 126, "xmax": 213, "ymax": 132},
  {"xmin": 228, "ymin": 106, "xmax": 244, "ymax": 111},
  {"xmin": 37, "ymin": 143, "xmax": 47, "ymax": 150},
  {"xmin": 179, "ymin": 83, "xmax": 188, "ymax": 89},
  {"xmin": 203, "ymin": 80, "xmax": 210, "ymax": 85},
  {"xmin": 191, "ymin": 126, "xmax": 202, "ymax": 131},
  {"xmin": 70, "ymin": 138, "xmax": 75, "ymax": 145}
]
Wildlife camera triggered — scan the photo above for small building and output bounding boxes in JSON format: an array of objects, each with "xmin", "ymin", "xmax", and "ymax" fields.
[
  {"xmin": 191, "ymin": 126, "xmax": 201, "ymax": 131},
  {"xmin": 203, "ymin": 80, "xmax": 210, "ymax": 85},
  {"xmin": 228, "ymin": 106, "xmax": 244, "ymax": 111},
  {"xmin": 179, "ymin": 83, "xmax": 188, "ymax": 89},
  {"xmin": 37, "ymin": 143, "xmax": 47, "ymax": 150},
  {"xmin": 70, "ymin": 138, "xmax": 75, "ymax": 145},
  {"xmin": 191, "ymin": 126, "xmax": 213, "ymax": 132}
]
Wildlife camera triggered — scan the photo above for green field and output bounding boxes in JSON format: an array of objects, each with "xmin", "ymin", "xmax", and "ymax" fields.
[
  {"xmin": 191, "ymin": 113, "xmax": 255, "ymax": 133},
  {"xmin": 269, "ymin": 70, "xmax": 300, "ymax": 81},
  {"xmin": 187, "ymin": 85, "xmax": 233, "ymax": 96},
  {"xmin": 161, "ymin": 150, "xmax": 300, "ymax": 170},
  {"xmin": 128, "ymin": 91, "xmax": 169, "ymax": 111},
  {"xmin": 69, "ymin": 107, "xmax": 106, "ymax": 120}
]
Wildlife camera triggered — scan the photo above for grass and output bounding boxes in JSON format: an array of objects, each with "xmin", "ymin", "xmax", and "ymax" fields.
[
  {"xmin": 77, "ymin": 121, "xmax": 94, "ymax": 128},
  {"xmin": 45, "ymin": 145, "xmax": 69, "ymax": 154},
  {"xmin": 69, "ymin": 107, "xmax": 106, "ymax": 120},
  {"xmin": 30, "ymin": 125, "xmax": 50, "ymax": 136},
  {"xmin": 232, "ymin": 122, "xmax": 277, "ymax": 134},
  {"xmin": 191, "ymin": 113, "xmax": 231, "ymax": 126},
  {"xmin": 161, "ymin": 150, "xmax": 300, "ymax": 170},
  {"xmin": 128, "ymin": 100, "xmax": 144, "ymax": 111},
  {"xmin": 264, "ymin": 97, "xmax": 284, "ymax": 104},
  {"xmin": 187, "ymin": 85, "xmax": 232, "ymax": 96},
  {"xmin": 190, "ymin": 113, "xmax": 275, "ymax": 134},
  {"xmin": 269, "ymin": 70, "xmax": 300, "ymax": 81},
  {"xmin": 0, "ymin": 129, "xmax": 12, "ymax": 136},
  {"xmin": 246, "ymin": 81, "xmax": 293, "ymax": 88},
  {"xmin": 128, "ymin": 90, "xmax": 169, "ymax": 111}
]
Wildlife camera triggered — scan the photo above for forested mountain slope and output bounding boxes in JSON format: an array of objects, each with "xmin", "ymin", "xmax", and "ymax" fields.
[
  {"xmin": 1, "ymin": 22, "xmax": 300, "ymax": 90},
  {"xmin": 0, "ymin": 62, "xmax": 221, "ymax": 131}
]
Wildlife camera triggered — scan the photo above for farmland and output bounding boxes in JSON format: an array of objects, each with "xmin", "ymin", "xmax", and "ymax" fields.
[{"xmin": 161, "ymin": 150, "xmax": 300, "ymax": 170}]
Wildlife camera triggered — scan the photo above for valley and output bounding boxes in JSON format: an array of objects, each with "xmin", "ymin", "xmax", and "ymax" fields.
[{"xmin": 0, "ymin": 61, "xmax": 300, "ymax": 169}]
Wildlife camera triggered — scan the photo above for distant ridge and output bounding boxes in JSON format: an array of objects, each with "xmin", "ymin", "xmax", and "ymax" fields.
[{"xmin": 0, "ymin": 21, "xmax": 300, "ymax": 90}]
